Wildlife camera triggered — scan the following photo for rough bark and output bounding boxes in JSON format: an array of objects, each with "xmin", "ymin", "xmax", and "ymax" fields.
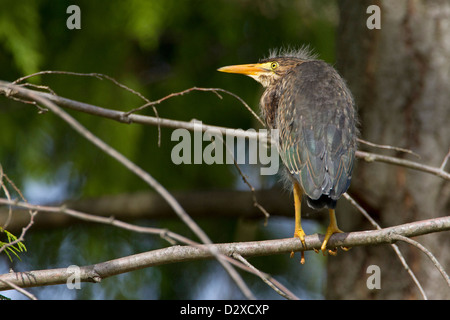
[{"xmin": 331, "ymin": 0, "xmax": 450, "ymax": 299}]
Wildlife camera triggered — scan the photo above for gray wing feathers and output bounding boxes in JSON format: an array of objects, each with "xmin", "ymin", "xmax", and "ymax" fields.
[{"xmin": 277, "ymin": 61, "xmax": 357, "ymax": 202}]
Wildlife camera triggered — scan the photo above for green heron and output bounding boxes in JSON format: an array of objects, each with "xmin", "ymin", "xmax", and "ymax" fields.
[{"xmin": 218, "ymin": 48, "xmax": 357, "ymax": 262}]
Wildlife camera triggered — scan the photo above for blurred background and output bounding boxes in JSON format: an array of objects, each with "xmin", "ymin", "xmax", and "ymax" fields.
[
  {"xmin": 1, "ymin": 0, "xmax": 449, "ymax": 300},
  {"xmin": 0, "ymin": 0, "xmax": 337, "ymax": 299}
]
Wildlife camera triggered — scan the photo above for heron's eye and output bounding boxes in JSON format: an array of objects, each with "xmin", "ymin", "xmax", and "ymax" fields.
[{"xmin": 271, "ymin": 62, "xmax": 279, "ymax": 70}]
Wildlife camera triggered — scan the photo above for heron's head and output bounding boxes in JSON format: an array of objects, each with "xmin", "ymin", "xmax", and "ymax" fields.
[{"xmin": 218, "ymin": 47, "xmax": 316, "ymax": 88}]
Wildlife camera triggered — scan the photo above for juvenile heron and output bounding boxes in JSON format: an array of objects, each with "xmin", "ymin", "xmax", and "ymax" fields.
[{"xmin": 218, "ymin": 48, "xmax": 357, "ymax": 262}]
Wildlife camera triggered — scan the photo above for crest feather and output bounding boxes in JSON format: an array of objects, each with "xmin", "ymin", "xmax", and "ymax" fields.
[{"xmin": 264, "ymin": 45, "xmax": 318, "ymax": 61}]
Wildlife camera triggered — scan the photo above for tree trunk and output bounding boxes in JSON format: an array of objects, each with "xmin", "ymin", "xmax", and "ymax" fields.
[{"xmin": 330, "ymin": 0, "xmax": 450, "ymax": 299}]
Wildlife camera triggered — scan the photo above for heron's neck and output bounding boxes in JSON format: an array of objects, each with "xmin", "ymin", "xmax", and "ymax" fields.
[{"xmin": 260, "ymin": 86, "xmax": 280, "ymax": 129}]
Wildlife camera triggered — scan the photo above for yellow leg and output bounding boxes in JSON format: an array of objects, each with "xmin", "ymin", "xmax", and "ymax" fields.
[
  {"xmin": 320, "ymin": 209, "xmax": 344, "ymax": 252},
  {"xmin": 291, "ymin": 181, "xmax": 307, "ymax": 263}
]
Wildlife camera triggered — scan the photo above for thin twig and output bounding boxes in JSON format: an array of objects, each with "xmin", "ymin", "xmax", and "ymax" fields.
[
  {"xmin": 0, "ymin": 197, "xmax": 192, "ymax": 246},
  {"xmin": 357, "ymin": 138, "xmax": 420, "ymax": 158},
  {"xmin": 0, "ymin": 211, "xmax": 36, "ymax": 256},
  {"xmin": 17, "ymin": 82, "xmax": 56, "ymax": 96},
  {"xmin": 13, "ymin": 71, "xmax": 103, "ymax": 84},
  {"xmin": 391, "ymin": 234, "xmax": 450, "ymax": 288},
  {"xmin": 0, "ymin": 279, "xmax": 37, "ymax": 300},
  {"xmin": 440, "ymin": 148, "xmax": 450, "ymax": 170},
  {"xmin": 0, "ymin": 164, "xmax": 13, "ymax": 229},
  {"xmin": 232, "ymin": 253, "xmax": 299, "ymax": 300},
  {"xmin": 0, "ymin": 164, "xmax": 36, "ymax": 256},
  {"xmin": 214, "ymin": 133, "xmax": 271, "ymax": 223},
  {"xmin": 124, "ymin": 86, "xmax": 265, "ymax": 127},
  {"xmin": 343, "ymin": 193, "xmax": 428, "ymax": 299},
  {"xmin": 13, "ymin": 71, "xmax": 163, "ymax": 146},
  {"xmin": 355, "ymin": 150, "xmax": 450, "ymax": 181}
]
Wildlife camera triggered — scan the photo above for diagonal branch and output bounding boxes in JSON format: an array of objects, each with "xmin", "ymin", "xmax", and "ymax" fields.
[
  {"xmin": 0, "ymin": 81, "xmax": 255, "ymax": 300},
  {"xmin": 390, "ymin": 234, "xmax": 450, "ymax": 287},
  {"xmin": 344, "ymin": 193, "xmax": 428, "ymax": 299}
]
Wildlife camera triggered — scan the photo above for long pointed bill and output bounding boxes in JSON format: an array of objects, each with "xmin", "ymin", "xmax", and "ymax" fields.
[{"xmin": 217, "ymin": 63, "xmax": 269, "ymax": 76}]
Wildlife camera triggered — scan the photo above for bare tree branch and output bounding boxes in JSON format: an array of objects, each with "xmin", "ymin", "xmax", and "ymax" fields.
[
  {"xmin": 356, "ymin": 150, "xmax": 450, "ymax": 181},
  {"xmin": 0, "ymin": 216, "xmax": 448, "ymax": 291},
  {"xmin": 1, "ymin": 81, "xmax": 448, "ymax": 181},
  {"xmin": 357, "ymin": 138, "xmax": 420, "ymax": 158}
]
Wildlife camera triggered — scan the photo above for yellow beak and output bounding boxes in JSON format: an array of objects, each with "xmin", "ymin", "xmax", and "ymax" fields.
[{"xmin": 217, "ymin": 63, "xmax": 270, "ymax": 76}]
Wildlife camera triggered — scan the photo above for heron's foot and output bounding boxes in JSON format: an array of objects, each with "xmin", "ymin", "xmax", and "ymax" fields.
[
  {"xmin": 320, "ymin": 225, "xmax": 344, "ymax": 253},
  {"xmin": 319, "ymin": 209, "xmax": 351, "ymax": 255},
  {"xmin": 294, "ymin": 228, "xmax": 306, "ymax": 247},
  {"xmin": 325, "ymin": 246, "xmax": 351, "ymax": 255},
  {"xmin": 290, "ymin": 228, "xmax": 307, "ymax": 264}
]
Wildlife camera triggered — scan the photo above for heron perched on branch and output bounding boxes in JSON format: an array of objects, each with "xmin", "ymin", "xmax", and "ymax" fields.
[{"xmin": 218, "ymin": 48, "xmax": 358, "ymax": 263}]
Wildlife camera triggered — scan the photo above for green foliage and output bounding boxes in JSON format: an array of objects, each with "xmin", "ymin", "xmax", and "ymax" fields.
[
  {"xmin": 0, "ymin": 0, "xmax": 43, "ymax": 76},
  {"xmin": 0, "ymin": 228, "xmax": 27, "ymax": 262}
]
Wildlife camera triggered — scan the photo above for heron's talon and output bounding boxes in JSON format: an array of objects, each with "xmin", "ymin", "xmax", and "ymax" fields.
[
  {"xmin": 290, "ymin": 249, "xmax": 306, "ymax": 264},
  {"xmin": 328, "ymin": 248, "xmax": 338, "ymax": 256}
]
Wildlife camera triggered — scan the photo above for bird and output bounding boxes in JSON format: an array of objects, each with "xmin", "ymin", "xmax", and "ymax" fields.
[{"xmin": 218, "ymin": 47, "xmax": 358, "ymax": 263}]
